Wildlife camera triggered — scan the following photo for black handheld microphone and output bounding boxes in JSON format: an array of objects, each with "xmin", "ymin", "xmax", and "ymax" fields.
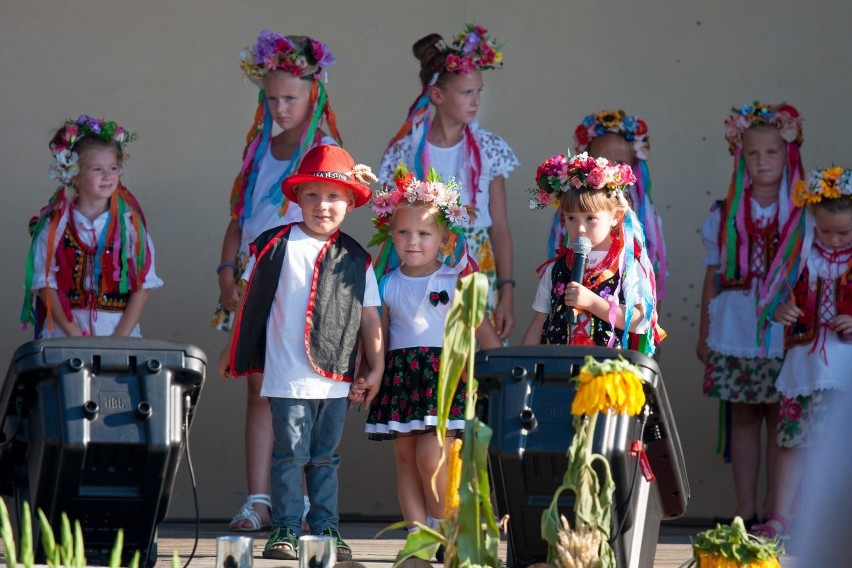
[{"xmin": 566, "ymin": 236, "xmax": 592, "ymax": 325}]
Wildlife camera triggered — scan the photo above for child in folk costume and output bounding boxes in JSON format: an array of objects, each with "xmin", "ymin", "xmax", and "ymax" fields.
[
  {"xmin": 521, "ymin": 153, "xmax": 662, "ymax": 356},
  {"xmin": 549, "ymin": 109, "xmax": 667, "ymax": 299},
  {"xmin": 379, "ymin": 25, "xmax": 518, "ymax": 340},
  {"xmin": 354, "ymin": 165, "xmax": 500, "ymax": 557},
  {"xmin": 751, "ymin": 168, "xmax": 852, "ymax": 539},
  {"xmin": 219, "ymin": 145, "xmax": 383, "ymax": 560},
  {"xmin": 214, "ymin": 31, "xmax": 340, "ymax": 532},
  {"xmin": 697, "ymin": 102, "xmax": 804, "ymax": 526},
  {"xmin": 22, "ymin": 115, "xmax": 162, "ymax": 338}
]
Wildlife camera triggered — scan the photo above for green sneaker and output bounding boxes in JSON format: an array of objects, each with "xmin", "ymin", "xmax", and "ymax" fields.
[
  {"xmin": 319, "ymin": 527, "xmax": 352, "ymax": 561},
  {"xmin": 262, "ymin": 527, "xmax": 299, "ymax": 560}
]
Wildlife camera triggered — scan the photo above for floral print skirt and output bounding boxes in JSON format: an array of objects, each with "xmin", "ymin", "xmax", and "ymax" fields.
[
  {"xmin": 777, "ymin": 389, "xmax": 838, "ymax": 448},
  {"xmin": 703, "ymin": 350, "xmax": 782, "ymax": 404},
  {"xmin": 365, "ymin": 347, "xmax": 465, "ymax": 441}
]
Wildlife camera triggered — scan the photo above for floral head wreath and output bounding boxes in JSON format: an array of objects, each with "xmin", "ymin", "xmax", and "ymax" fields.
[
  {"xmin": 49, "ymin": 115, "xmax": 137, "ymax": 186},
  {"xmin": 239, "ymin": 31, "xmax": 336, "ymax": 85},
  {"xmin": 369, "ymin": 163, "xmax": 478, "ymax": 278},
  {"xmin": 528, "ymin": 152, "xmax": 637, "ymax": 211},
  {"xmin": 792, "ymin": 167, "xmax": 852, "ymax": 207},
  {"xmin": 229, "ymin": 31, "xmax": 341, "ymax": 224},
  {"xmin": 723, "ymin": 101, "xmax": 803, "ymax": 154},
  {"xmin": 439, "ymin": 24, "xmax": 503, "ymax": 75},
  {"xmin": 574, "ymin": 110, "xmax": 650, "ymax": 161}
]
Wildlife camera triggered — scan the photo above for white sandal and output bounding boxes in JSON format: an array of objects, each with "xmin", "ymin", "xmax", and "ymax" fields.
[{"xmin": 229, "ymin": 493, "xmax": 272, "ymax": 532}]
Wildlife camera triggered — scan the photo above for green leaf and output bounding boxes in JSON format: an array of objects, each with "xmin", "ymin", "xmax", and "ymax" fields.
[
  {"xmin": 37, "ymin": 509, "xmax": 58, "ymax": 568},
  {"xmin": 73, "ymin": 521, "xmax": 85, "ymax": 568},
  {"xmin": 59, "ymin": 513, "xmax": 72, "ymax": 568},
  {"xmin": 170, "ymin": 550, "xmax": 179, "ymax": 568},
  {"xmin": 0, "ymin": 498, "xmax": 17, "ymax": 568},
  {"xmin": 129, "ymin": 550, "xmax": 140, "ymax": 568},
  {"xmin": 21, "ymin": 502, "xmax": 33, "ymax": 568},
  {"xmin": 110, "ymin": 529, "xmax": 124, "ymax": 568},
  {"xmin": 391, "ymin": 527, "xmax": 443, "ymax": 566}
]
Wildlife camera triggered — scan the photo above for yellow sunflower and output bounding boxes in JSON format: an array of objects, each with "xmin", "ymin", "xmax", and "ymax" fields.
[{"xmin": 570, "ymin": 356, "xmax": 646, "ymax": 417}]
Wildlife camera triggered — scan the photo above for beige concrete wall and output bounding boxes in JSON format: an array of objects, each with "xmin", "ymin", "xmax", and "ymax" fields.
[{"xmin": 1, "ymin": 0, "xmax": 849, "ymax": 522}]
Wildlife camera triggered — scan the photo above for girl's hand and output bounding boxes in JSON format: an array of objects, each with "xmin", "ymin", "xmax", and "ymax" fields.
[
  {"xmin": 351, "ymin": 370, "xmax": 383, "ymax": 406},
  {"xmin": 695, "ymin": 334, "xmax": 709, "ymax": 365},
  {"xmin": 774, "ymin": 302, "xmax": 804, "ymax": 326},
  {"xmin": 219, "ymin": 280, "xmax": 243, "ymax": 313},
  {"xmin": 493, "ymin": 292, "xmax": 514, "ymax": 339},
  {"xmin": 563, "ymin": 282, "xmax": 597, "ymax": 311},
  {"xmin": 833, "ymin": 314, "xmax": 852, "ymax": 335},
  {"xmin": 218, "ymin": 347, "xmax": 232, "ymax": 380}
]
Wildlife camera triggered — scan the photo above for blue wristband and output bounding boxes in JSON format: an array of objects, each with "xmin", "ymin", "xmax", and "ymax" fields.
[{"xmin": 216, "ymin": 261, "xmax": 238, "ymax": 275}]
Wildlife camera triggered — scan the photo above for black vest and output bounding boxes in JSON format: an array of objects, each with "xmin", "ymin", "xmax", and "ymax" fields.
[{"xmin": 231, "ymin": 224, "xmax": 370, "ymax": 381}]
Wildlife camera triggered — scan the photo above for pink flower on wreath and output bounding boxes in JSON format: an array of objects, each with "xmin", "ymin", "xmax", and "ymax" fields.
[
  {"xmin": 586, "ymin": 167, "xmax": 606, "ymax": 189},
  {"xmin": 474, "ymin": 24, "xmax": 488, "ymax": 36},
  {"xmin": 274, "ymin": 37, "xmax": 294, "ymax": 58},
  {"xmin": 537, "ymin": 189, "xmax": 552, "ymax": 206}
]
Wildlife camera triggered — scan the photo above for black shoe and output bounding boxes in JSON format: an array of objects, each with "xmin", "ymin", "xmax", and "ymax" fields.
[{"xmin": 435, "ymin": 544, "xmax": 445, "ymax": 563}]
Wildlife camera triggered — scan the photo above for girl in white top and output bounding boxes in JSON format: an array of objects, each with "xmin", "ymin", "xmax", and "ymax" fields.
[
  {"xmin": 752, "ymin": 168, "xmax": 852, "ymax": 539},
  {"xmin": 358, "ymin": 166, "xmax": 500, "ymax": 543},
  {"xmin": 23, "ymin": 115, "xmax": 162, "ymax": 338},
  {"xmin": 214, "ymin": 31, "xmax": 340, "ymax": 532},
  {"xmin": 697, "ymin": 102, "xmax": 804, "ymax": 527},
  {"xmin": 379, "ymin": 25, "xmax": 518, "ymax": 341}
]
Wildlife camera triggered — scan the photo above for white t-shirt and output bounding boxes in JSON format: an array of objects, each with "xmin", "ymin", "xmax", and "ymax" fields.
[
  {"xmin": 700, "ymin": 198, "xmax": 784, "ymax": 357},
  {"xmin": 379, "ymin": 123, "xmax": 518, "ymax": 229},
  {"xmin": 241, "ymin": 135, "xmax": 337, "ymax": 247},
  {"xmin": 383, "ymin": 264, "xmax": 460, "ymax": 350},
  {"xmin": 33, "ymin": 208, "xmax": 164, "ymax": 338},
  {"xmin": 242, "ymin": 225, "xmax": 380, "ymax": 399}
]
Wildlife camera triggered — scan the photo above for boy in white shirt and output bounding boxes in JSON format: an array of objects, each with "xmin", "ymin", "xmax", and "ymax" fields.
[{"xmin": 220, "ymin": 145, "xmax": 383, "ymax": 560}]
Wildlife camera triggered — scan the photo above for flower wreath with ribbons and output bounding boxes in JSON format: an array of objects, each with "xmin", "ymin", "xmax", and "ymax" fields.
[
  {"xmin": 369, "ymin": 163, "xmax": 478, "ymax": 280},
  {"xmin": 720, "ymin": 101, "xmax": 804, "ymax": 284},
  {"xmin": 229, "ymin": 31, "xmax": 341, "ymax": 224}
]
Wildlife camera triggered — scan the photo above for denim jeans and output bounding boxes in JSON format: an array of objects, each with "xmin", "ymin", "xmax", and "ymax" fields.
[{"xmin": 268, "ymin": 397, "xmax": 347, "ymax": 534}]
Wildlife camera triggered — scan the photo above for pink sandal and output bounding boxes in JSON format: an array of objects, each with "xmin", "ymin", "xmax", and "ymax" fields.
[{"xmin": 750, "ymin": 513, "xmax": 790, "ymax": 540}]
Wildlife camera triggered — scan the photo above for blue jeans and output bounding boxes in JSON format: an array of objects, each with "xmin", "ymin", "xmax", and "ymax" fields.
[{"xmin": 268, "ymin": 397, "xmax": 347, "ymax": 534}]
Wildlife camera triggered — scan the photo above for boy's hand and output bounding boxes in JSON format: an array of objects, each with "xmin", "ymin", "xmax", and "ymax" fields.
[
  {"xmin": 350, "ymin": 370, "xmax": 382, "ymax": 407},
  {"xmin": 774, "ymin": 302, "xmax": 804, "ymax": 326},
  {"xmin": 218, "ymin": 348, "xmax": 233, "ymax": 380},
  {"xmin": 833, "ymin": 314, "xmax": 852, "ymax": 336},
  {"xmin": 563, "ymin": 282, "xmax": 597, "ymax": 311}
]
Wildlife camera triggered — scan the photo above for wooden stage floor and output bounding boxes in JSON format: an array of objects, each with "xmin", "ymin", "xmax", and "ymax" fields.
[{"xmin": 151, "ymin": 521, "xmax": 706, "ymax": 568}]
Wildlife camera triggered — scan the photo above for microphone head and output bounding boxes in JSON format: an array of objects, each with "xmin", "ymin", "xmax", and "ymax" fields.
[{"xmin": 572, "ymin": 236, "xmax": 593, "ymax": 255}]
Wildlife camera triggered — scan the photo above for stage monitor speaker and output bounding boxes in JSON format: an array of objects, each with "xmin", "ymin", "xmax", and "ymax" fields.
[
  {"xmin": 0, "ymin": 338, "xmax": 205, "ymax": 567},
  {"xmin": 474, "ymin": 345, "xmax": 689, "ymax": 568}
]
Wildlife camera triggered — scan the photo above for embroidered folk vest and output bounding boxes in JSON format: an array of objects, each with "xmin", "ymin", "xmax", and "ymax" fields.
[
  {"xmin": 786, "ymin": 264, "xmax": 852, "ymax": 349},
  {"xmin": 540, "ymin": 255, "xmax": 636, "ymax": 349},
  {"xmin": 716, "ymin": 199, "xmax": 780, "ymax": 290},
  {"xmin": 57, "ymin": 221, "xmax": 130, "ymax": 312}
]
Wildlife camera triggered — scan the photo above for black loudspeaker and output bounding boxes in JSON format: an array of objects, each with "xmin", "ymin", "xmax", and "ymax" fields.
[
  {"xmin": 0, "ymin": 338, "xmax": 205, "ymax": 567},
  {"xmin": 474, "ymin": 345, "xmax": 689, "ymax": 568}
]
